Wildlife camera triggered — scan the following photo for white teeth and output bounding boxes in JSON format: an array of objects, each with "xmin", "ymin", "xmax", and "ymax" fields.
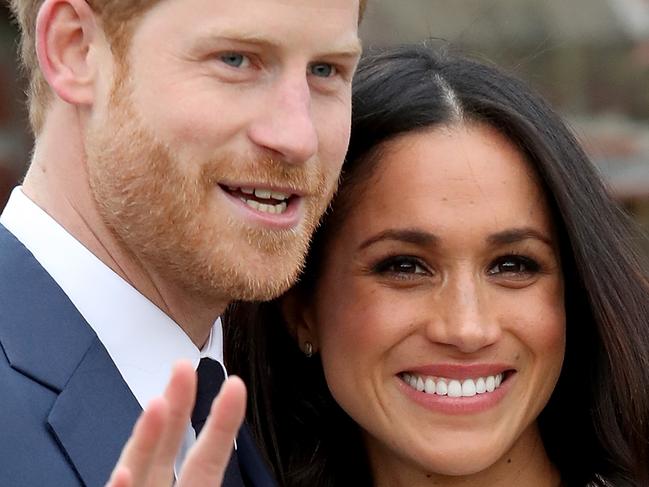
[
  {"xmin": 239, "ymin": 197, "xmax": 289, "ymax": 215},
  {"xmin": 461, "ymin": 379, "xmax": 477, "ymax": 397},
  {"xmin": 245, "ymin": 200, "xmax": 261, "ymax": 211},
  {"xmin": 231, "ymin": 186, "xmax": 291, "ymax": 202},
  {"xmin": 476, "ymin": 377, "xmax": 487, "ymax": 394},
  {"xmin": 486, "ymin": 376, "xmax": 495, "ymax": 392},
  {"xmin": 401, "ymin": 372, "xmax": 505, "ymax": 397},
  {"xmin": 271, "ymin": 190, "xmax": 290, "ymax": 201},
  {"xmin": 254, "ymin": 188, "xmax": 272, "ymax": 199},
  {"xmin": 448, "ymin": 380, "xmax": 462, "ymax": 397}
]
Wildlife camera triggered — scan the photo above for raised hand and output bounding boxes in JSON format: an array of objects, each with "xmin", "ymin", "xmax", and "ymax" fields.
[{"xmin": 105, "ymin": 361, "xmax": 247, "ymax": 487}]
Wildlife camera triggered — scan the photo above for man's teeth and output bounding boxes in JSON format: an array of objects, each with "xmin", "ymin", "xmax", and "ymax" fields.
[
  {"xmin": 241, "ymin": 198, "xmax": 288, "ymax": 215},
  {"xmin": 254, "ymin": 188, "xmax": 291, "ymax": 200},
  {"xmin": 239, "ymin": 198, "xmax": 288, "ymax": 215},
  {"xmin": 229, "ymin": 186, "xmax": 291, "ymax": 214},
  {"xmin": 401, "ymin": 372, "xmax": 504, "ymax": 397},
  {"xmin": 231, "ymin": 186, "xmax": 290, "ymax": 201}
]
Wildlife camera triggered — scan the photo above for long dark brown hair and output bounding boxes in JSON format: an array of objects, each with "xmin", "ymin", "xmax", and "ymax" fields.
[{"xmin": 225, "ymin": 44, "xmax": 649, "ymax": 486}]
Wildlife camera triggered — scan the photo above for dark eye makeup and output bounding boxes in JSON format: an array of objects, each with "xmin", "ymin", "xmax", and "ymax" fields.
[
  {"xmin": 369, "ymin": 252, "xmax": 542, "ymax": 283},
  {"xmin": 370, "ymin": 255, "xmax": 430, "ymax": 278},
  {"xmin": 487, "ymin": 254, "xmax": 541, "ymax": 277}
]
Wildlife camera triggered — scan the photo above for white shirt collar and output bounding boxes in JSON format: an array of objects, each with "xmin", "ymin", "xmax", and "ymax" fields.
[{"xmin": 0, "ymin": 187, "xmax": 225, "ymax": 410}]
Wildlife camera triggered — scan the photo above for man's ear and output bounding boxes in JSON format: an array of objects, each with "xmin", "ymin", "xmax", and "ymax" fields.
[
  {"xmin": 281, "ymin": 290, "xmax": 319, "ymax": 355},
  {"xmin": 35, "ymin": 0, "xmax": 102, "ymax": 105}
]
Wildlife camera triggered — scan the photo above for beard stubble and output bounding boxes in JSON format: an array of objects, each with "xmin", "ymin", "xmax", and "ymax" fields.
[{"xmin": 84, "ymin": 65, "xmax": 336, "ymax": 303}]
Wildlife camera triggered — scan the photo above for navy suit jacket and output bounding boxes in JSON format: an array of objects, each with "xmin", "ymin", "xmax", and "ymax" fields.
[{"xmin": 0, "ymin": 224, "xmax": 277, "ymax": 487}]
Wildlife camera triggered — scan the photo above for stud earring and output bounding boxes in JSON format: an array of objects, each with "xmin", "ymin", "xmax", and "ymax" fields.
[{"xmin": 304, "ymin": 341, "xmax": 314, "ymax": 358}]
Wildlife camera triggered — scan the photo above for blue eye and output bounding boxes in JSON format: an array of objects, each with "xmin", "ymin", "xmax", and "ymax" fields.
[
  {"xmin": 220, "ymin": 53, "xmax": 248, "ymax": 68},
  {"xmin": 310, "ymin": 63, "xmax": 336, "ymax": 78}
]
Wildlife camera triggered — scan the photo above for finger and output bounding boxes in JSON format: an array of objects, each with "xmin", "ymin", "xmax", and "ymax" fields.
[
  {"xmin": 178, "ymin": 376, "xmax": 247, "ymax": 486},
  {"xmin": 147, "ymin": 361, "xmax": 197, "ymax": 483},
  {"xmin": 110, "ymin": 396, "xmax": 169, "ymax": 487},
  {"xmin": 105, "ymin": 467, "xmax": 132, "ymax": 487}
]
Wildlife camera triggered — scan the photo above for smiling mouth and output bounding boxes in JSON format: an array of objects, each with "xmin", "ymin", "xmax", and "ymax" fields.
[
  {"xmin": 399, "ymin": 371, "xmax": 514, "ymax": 398},
  {"xmin": 220, "ymin": 184, "xmax": 297, "ymax": 215}
]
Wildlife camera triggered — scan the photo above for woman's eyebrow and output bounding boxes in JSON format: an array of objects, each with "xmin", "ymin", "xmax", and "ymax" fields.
[
  {"xmin": 358, "ymin": 228, "xmax": 439, "ymax": 250},
  {"xmin": 486, "ymin": 227, "xmax": 553, "ymax": 247},
  {"xmin": 358, "ymin": 227, "xmax": 554, "ymax": 251}
]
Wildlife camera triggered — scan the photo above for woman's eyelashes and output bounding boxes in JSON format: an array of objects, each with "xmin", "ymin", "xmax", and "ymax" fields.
[
  {"xmin": 486, "ymin": 254, "xmax": 542, "ymax": 280},
  {"xmin": 370, "ymin": 255, "xmax": 432, "ymax": 280},
  {"xmin": 368, "ymin": 253, "xmax": 543, "ymax": 283}
]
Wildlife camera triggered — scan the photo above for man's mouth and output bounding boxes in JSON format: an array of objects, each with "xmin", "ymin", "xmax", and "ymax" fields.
[
  {"xmin": 220, "ymin": 185, "xmax": 296, "ymax": 215},
  {"xmin": 399, "ymin": 371, "xmax": 513, "ymax": 398}
]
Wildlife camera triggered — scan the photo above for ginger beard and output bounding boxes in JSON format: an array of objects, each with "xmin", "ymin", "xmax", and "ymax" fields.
[{"xmin": 85, "ymin": 65, "xmax": 334, "ymax": 302}]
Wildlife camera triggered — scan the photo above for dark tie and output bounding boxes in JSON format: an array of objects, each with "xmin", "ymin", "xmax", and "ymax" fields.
[{"xmin": 191, "ymin": 358, "xmax": 245, "ymax": 487}]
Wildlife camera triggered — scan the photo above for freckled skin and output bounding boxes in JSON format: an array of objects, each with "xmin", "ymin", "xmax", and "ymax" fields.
[
  {"xmin": 83, "ymin": 0, "xmax": 362, "ymax": 309},
  {"xmin": 300, "ymin": 123, "xmax": 565, "ymax": 486}
]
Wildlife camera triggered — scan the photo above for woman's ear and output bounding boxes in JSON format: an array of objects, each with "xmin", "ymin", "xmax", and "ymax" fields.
[
  {"xmin": 35, "ymin": 0, "xmax": 103, "ymax": 105},
  {"xmin": 281, "ymin": 290, "xmax": 319, "ymax": 356}
]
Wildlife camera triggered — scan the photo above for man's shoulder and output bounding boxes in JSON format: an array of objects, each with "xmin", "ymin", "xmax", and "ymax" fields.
[
  {"xmin": 0, "ymin": 349, "xmax": 84, "ymax": 486},
  {"xmin": 0, "ymin": 221, "xmax": 45, "ymax": 287},
  {"xmin": 0, "ymin": 225, "xmax": 141, "ymax": 485},
  {"xmin": 0, "ymin": 220, "xmax": 29, "ymax": 260},
  {"xmin": 0, "ymin": 221, "xmax": 98, "ymax": 390},
  {"xmin": 0, "ymin": 240, "xmax": 87, "ymax": 487}
]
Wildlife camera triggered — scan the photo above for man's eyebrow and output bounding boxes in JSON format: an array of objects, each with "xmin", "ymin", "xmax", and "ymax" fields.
[
  {"xmin": 321, "ymin": 39, "xmax": 363, "ymax": 58},
  {"xmin": 192, "ymin": 30, "xmax": 362, "ymax": 58},
  {"xmin": 191, "ymin": 31, "xmax": 276, "ymax": 50},
  {"xmin": 358, "ymin": 229, "xmax": 439, "ymax": 250},
  {"xmin": 486, "ymin": 227, "xmax": 553, "ymax": 247}
]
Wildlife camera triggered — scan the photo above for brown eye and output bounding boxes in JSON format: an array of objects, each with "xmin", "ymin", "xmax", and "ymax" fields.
[
  {"xmin": 373, "ymin": 256, "xmax": 429, "ymax": 276},
  {"xmin": 487, "ymin": 255, "xmax": 539, "ymax": 276}
]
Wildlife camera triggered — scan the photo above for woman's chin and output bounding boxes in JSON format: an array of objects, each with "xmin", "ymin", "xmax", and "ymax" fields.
[{"xmin": 415, "ymin": 450, "xmax": 500, "ymax": 478}]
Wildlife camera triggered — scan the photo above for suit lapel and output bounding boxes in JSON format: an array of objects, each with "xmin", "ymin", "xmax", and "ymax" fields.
[
  {"xmin": 0, "ymin": 225, "xmax": 141, "ymax": 486},
  {"xmin": 48, "ymin": 339, "xmax": 142, "ymax": 487},
  {"xmin": 0, "ymin": 224, "xmax": 97, "ymax": 390},
  {"xmin": 1, "ymin": 225, "xmax": 278, "ymax": 487}
]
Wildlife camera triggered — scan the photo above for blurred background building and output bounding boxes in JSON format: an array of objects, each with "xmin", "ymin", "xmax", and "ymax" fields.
[
  {"xmin": 1, "ymin": 1, "xmax": 648, "ymax": 252},
  {"xmin": 0, "ymin": 4, "xmax": 28, "ymax": 209},
  {"xmin": 360, "ymin": 0, "xmax": 649, "ymax": 253}
]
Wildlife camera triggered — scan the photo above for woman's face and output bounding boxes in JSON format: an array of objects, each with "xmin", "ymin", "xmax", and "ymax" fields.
[{"xmin": 300, "ymin": 123, "xmax": 566, "ymax": 483}]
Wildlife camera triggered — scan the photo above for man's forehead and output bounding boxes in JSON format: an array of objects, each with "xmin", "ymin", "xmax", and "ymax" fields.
[
  {"xmin": 145, "ymin": 0, "xmax": 362, "ymax": 56},
  {"xmin": 136, "ymin": 0, "xmax": 360, "ymax": 46}
]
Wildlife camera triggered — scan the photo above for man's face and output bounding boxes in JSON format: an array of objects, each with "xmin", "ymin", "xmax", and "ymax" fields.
[{"xmin": 85, "ymin": 0, "xmax": 361, "ymax": 301}]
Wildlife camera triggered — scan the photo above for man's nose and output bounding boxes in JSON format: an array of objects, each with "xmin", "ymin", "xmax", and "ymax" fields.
[
  {"xmin": 425, "ymin": 276, "xmax": 501, "ymax": 354},
  {"xmin": 247, "ymin": 74, "xmax": 318, "ymax": 165}
]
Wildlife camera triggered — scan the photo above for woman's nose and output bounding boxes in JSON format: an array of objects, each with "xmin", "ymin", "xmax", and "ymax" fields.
[{"xmin": 425, "ymin": 275, "xmax": 502, "ymax": 354}]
